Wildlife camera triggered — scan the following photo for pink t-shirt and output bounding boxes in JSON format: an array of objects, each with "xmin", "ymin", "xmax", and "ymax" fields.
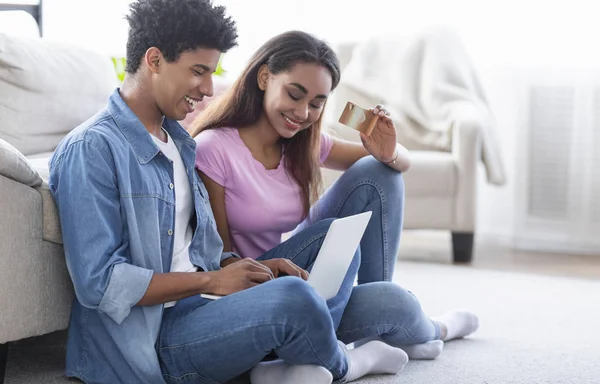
[{"xmin": 195, "ymin": 127, "xmax": 333, "ymax": 260}]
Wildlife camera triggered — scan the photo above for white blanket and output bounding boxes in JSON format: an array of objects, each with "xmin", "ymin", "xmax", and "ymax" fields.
[{"xmin": 341, "ymin": 27, "xmax": 506, "ymax": 186}]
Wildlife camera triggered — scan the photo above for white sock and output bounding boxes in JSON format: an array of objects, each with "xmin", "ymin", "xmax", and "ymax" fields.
[
  {"xmin": 398, "ymin": 340, "xmax": 444, "ymax": 360},
  {"xmin": 340, "ymin": 340, "xmax": 408, "ymax": 382},
  {"xmin": 432, "ymin": 310, "xmax": 480, "ymax": 341},
  {"xmin": 355, "ymin": 337, "xmax": 444, "ymax": 360},
  {"xmin": 249, "ymin": 360, "xmax": 333, "ymax": 384}
]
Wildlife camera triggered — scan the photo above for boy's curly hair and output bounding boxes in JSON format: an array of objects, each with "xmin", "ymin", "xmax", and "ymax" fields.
[{"xmin": 124, "ymin": 0, "xmax": 238, "ymax": 74}]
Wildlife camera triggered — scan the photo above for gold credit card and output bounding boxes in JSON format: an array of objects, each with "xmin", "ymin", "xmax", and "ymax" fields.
[{"xmin": 338, "ymin": 101, "xmax": 378, "ymax": 136}]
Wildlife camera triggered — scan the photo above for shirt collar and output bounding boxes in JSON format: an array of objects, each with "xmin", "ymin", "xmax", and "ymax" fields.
[{"xmin": 107, "ymin": 88, "xmax": 196, "ymax": 164}]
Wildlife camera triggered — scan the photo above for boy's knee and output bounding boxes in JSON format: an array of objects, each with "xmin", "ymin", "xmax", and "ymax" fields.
[
  {"xmin": 266, "ymin": 277, "xmax": 331, "ymax": 325},
  {"xmin": 272, "ymin": 277, "xmax": 322, "ymax": 306}
]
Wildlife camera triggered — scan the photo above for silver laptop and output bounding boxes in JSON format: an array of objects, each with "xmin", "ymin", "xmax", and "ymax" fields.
[
  {"xmin": 200, "ymin": 211, "xmax": 372, "ymax": 301},
  {"xmin": 306, "ymin": 211, "xmax": 372, "ymax": 299}
]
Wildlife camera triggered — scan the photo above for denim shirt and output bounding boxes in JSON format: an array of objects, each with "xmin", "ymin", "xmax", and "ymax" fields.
[{"xmin": 49, "ymin": 89, "xmax": 229, "ymax": 384}]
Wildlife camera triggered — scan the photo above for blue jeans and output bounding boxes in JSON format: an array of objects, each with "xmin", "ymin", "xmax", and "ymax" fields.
[
  {"xmin": 295, "ymin": 156, "xmax": 404, "ymax": 283},
  {"xmin": 296, "ymin": 156, "xmax": 440, "ymax": 346},
  {"xmin": 157, "ymin": 158, "xmax": 439, "ymax": 383},
  {"xmin": 157, "ymin": 219, "xmax": 359, "ymax": 383}
]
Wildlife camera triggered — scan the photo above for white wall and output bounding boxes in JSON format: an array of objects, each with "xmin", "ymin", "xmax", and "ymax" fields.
[
  {"xmin": 39, "ymin": 0, "xmax": 600, "ymax": 249},
  {"xmin": 475, "ymin": 67, "xmax": 522, "ymax": 244},
  {"xmin": 42, "ymin": 0, "xmax": 600, "ymax": 68},
  {"xmin": 215, "ymin": 0, "xmax": 600, "ymax": 72},
  {"xmin": 42, "ymin": 0, "xmax": 132, "ymax": 56}
]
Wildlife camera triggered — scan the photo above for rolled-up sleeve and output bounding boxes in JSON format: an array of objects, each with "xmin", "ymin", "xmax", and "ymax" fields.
[
  {"xmin": 49, "ymin": 139, "xmax": 153, "ymax": 324},
  {"xmin": 220, "ymin": 251, "xmax": 241, "ymax": 263}
]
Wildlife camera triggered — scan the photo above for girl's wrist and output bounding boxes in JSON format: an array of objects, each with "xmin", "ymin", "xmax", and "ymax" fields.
[{"xmin": 382, "ymin": 144, "xmax": 399, "ymax": 165}]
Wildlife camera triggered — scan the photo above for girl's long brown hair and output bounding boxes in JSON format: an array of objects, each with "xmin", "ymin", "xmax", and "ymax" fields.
[{"xmin": 188, "ymin": 31, "xmax": 341, "ymax": 218}]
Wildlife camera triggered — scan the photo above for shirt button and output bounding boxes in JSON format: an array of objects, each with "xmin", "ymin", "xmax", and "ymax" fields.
[
  {"xmin": 169, "ymin": 183, "xmax": 174, "ymax": 189},
  {"xmin": 168, "ymin": 229, "xmax": 173, "ymax": 236}
]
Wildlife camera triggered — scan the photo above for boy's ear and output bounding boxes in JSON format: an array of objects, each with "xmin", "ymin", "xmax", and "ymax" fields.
[{"xmin": 145, "ymin": 47, "xmax": 163, "ymax": 74}]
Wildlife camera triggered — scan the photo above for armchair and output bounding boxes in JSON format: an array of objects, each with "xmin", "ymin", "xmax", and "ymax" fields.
[{"xmin": 322, "ymin": 32, "xmax": 505, "ymax": 263}]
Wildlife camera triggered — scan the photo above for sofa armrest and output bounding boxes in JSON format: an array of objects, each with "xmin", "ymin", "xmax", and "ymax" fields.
[
  {"xmin": 451, "ymin": 118, "xmax": 482, "ymax": 231},
  {"xmin": 0, "ymin": 138, "xmax": 42, "ymax": 187},
  {"xmin": 0, "ymin": 174, "xmax": 72, "ymax": 343}
]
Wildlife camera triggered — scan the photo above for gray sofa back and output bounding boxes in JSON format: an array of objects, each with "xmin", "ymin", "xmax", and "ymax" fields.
[{"xmin": 0, "ymin": 33, "xmax": 117, "ymax": 156}]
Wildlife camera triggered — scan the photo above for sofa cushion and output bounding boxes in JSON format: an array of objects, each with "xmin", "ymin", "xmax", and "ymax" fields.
[
  {"xmin": 403, "ymin": 151, "xmax": 457, "ymax": 197},
  {"xmin": 0, "ymin": 138, "xmax": 42, "ymax": 187},
  {"xmin": 0, "ymin": 33, "xmax": 117, "ymax": 155}
]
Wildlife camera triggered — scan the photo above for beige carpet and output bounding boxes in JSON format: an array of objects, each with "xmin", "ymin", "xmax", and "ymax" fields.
[{"xmin": 6, "ymin": 261, "xmax": 600, "ymax": 383}]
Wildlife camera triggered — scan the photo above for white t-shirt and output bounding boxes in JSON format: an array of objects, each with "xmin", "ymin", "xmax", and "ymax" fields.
[{"xmin": 152, "ymin": 129, "xmax": 195, "ymax": 308}]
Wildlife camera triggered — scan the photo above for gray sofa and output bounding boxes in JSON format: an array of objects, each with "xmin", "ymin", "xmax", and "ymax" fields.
[{"xmin": 0, "ymin": 32, "xmax": 117, "ymax": 379}]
